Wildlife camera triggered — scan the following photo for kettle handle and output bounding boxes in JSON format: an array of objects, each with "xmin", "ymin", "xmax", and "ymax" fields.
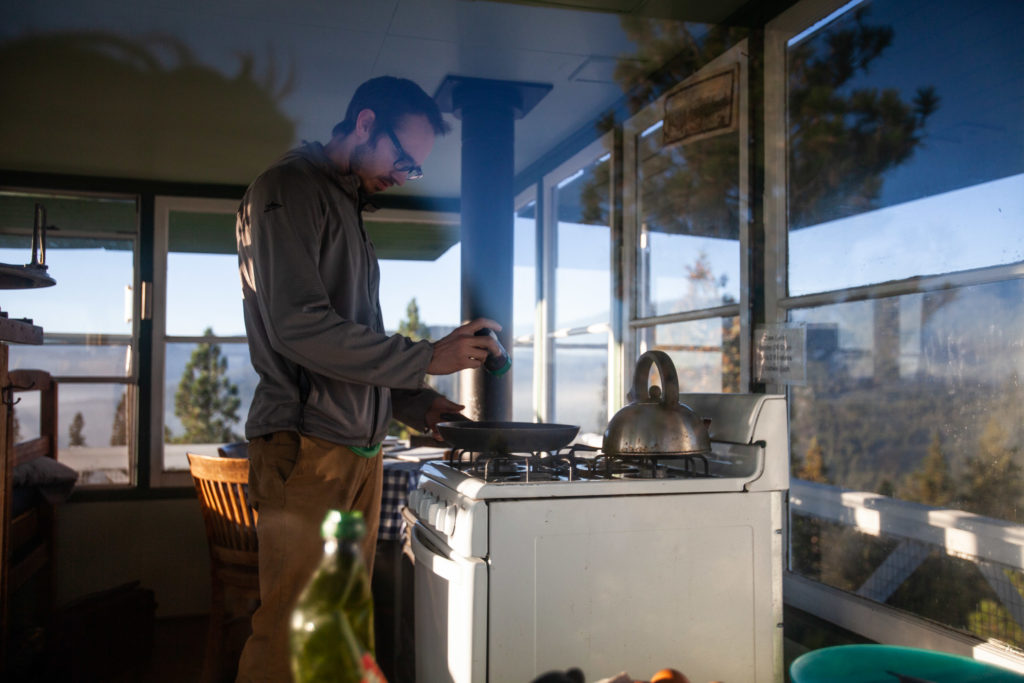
[{"xmin": 632, "ymin": 350, "xmax": 679, "ymax": 405}]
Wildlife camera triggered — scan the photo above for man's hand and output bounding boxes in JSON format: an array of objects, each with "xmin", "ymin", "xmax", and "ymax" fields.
[
  {"xmin": 427, "ymin": 318, "xmax": 502, "ymax": 375},
  {"xmin": 425, "ymin": 396, "xmax": 468, "ymax": 441}
]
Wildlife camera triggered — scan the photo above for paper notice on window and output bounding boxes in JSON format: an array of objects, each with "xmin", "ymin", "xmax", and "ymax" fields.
[{"xmin": 755, "ymin": 324, "xmax": 806, "ymax": 385}]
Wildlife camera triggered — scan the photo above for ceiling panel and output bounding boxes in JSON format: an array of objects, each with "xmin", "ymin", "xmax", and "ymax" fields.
[{"xmin": 0, "ymin": 0, "xmax": 734, "ymax": 198}]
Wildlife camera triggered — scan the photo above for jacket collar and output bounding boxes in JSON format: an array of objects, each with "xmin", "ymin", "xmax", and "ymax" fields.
[{"xmin": 298, "ymin": 141, "xmax": 378, "ymax": 212}]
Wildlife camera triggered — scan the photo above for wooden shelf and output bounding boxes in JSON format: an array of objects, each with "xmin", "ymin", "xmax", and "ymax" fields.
[{"xmin": 0, "ymin": 317, "xmax": 43, "ymax": 345}]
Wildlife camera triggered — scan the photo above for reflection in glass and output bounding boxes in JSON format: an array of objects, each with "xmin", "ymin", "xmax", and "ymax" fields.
[
  {"xmin": 553, "ymin": 331, "xmax": 608, "ymax": 436},
  {"xmin": 788, "ymin": 279, "xmax": 1024, "ymax": 647},
  {"xmin": 790, "ymin": 281, "xmax": 1024, "ymax": 503},
  {"xmin": 786, "ymin": 0, "xmax": 1024, "ymax": 295},
  {"xmin": 637, "ymin": 123, "xmax": 740, "ymax": 317},
  {"xmin": 635, "ymin": 317, "xmax": 740, "ymax": 394}
]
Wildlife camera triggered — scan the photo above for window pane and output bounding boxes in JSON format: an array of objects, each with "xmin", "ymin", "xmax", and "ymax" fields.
[
  {"xmin": 163, "ymin": 340, "xmax": 256, "ymax": 468},
  {"xmin": 552, "ymin": 331, "xmax": 607, "ymax": 437},
  {"xmin": 57, "ymin": 383, "xmax": 131, "ymax": 486},
  {"xmin": 513, "ymin": 201, "xmax": 537, "ymax": 422},
  {"xmin": 554, "ymin": 156, "xmax": 610, "ymax": 330},
  {"xmin": 0, "ymin": 238, "xmax": 134, "ymax": 334},
  {"xmin": 10, "ymin": 342, "xmax": 131, "ymax": 377},
  {"xmin": 511, "ymin": 344, "xmax": 535, "ymax": 423},
  {"xmin": 790, "ymin": 282, "xmax": 1024, "ymax": 499},
  {"xmin": 637, "ymin": 125, "xmax": 740, "ymax": 316},
  {"xmin": 787, "ymin": 0, "xmax": 1024, "ymax": 295},
  {"xmin": 167, "ymin": 207, "xmax": 245, "ymax": 336},
  {"xmin": 788, "ymin": 279, "xmax": 1024, "ymax": 645},
  {"xmin": 635, "ymin": 317, "xmax": 741, "ymax": 394},
  {"xmin": 379, "ymin": 250, "xmax": 461, "ymax": 336}
]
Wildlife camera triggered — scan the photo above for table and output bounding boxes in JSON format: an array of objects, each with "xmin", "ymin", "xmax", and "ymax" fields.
[
  {"xmin": 379, "ymin": 458, "xmax": 425, "ymax": 541},
  {"xmin": 376, "ymin": 452, "xmax": 443, "ymax": 682}
]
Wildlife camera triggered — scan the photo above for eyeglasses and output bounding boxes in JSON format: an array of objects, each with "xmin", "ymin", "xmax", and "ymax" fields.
[{"xmin": 384, "ymin": 126, "xmax": 424, "ymax": 180}]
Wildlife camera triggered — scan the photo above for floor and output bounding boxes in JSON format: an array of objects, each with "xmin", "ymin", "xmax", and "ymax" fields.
[{"xmin": 141, "ymin": 615, "xmax": 208, "ymax": 683}]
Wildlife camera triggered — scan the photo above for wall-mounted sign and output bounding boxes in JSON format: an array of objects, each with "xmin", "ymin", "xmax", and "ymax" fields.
[
  {"xmin": 754, "ymin": 323, "xmax": 807, "ymax": 385},
  {"xmin": 663, "ymin": 65, "xmax": 738, "ymax": 146}
]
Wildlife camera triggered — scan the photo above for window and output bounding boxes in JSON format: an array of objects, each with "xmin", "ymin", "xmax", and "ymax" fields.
[
  {"xmin": 624, "ymin": 44, "xmax": 749, "ymax": 396},
  {"xmin": 768, "ymin": 0, "xmax": 1024, "ymax": 651},
  {"xmin": 152, "ymin": 197, "xmax": 252, "ymax": 486},
  {"xmin": 540, "ymin": 136, "xmax": 615, "ymax": 436},
  {"xmin": 0, "ymin": 190, "xmax": 139, "ymax": 486}
]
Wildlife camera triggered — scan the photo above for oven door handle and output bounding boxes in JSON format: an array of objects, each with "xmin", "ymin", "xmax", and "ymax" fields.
[{"xmin": 411, "ymin": 522, "xmax": 474, "ymax": 580}]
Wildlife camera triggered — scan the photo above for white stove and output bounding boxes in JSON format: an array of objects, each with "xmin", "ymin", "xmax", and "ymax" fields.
[{"xmin": 409, "ymin": 393, "xmax": 789, "ymax": 683}]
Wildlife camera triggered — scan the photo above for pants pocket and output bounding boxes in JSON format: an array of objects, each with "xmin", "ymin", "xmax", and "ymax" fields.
[{"xmin": 247, "ymin": 430, "xmax": 300, "ymax": 508}]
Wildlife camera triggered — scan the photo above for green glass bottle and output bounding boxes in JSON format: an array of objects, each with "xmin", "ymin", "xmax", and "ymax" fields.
[{"xmin": 290, "ymin": 510, "xmax": 384, "ymax": 683}]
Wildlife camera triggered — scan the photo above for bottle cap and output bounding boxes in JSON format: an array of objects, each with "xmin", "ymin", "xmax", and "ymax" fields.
[
  {"xmin": 321, "ymin": 509, "xmax": 366, "ymax": 540},
  {"xmin": 488, "ymin": 354, "xmax": 512, "ymax": 376}
]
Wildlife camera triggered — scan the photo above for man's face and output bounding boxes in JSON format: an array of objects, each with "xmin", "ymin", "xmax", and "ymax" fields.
[{"xmin": 350, "ymin": 113, "xmax": 435, "ymax": 194}]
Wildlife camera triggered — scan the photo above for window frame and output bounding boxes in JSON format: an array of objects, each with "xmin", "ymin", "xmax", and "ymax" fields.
[
  {"xmin": 513, "ymin": 184, "xmax": 544, "ymax": 422},
  {"xmin": 0, "ymin": 185, "xmax": 142, "ymax": 488},
  {"xmin": 539, "ymin": 132, "xmax": 620, "ymax": 426},
  {"xmin": 622, "ymin": 41, "xmax": 751, "ymax": 396},
  {"xmin": 150, "ymin": 195, "xmax": 242, "ymax": 488},
  {"xmin": 766, "ymin": 0, "xmax": 1024, "ymax": 667}
]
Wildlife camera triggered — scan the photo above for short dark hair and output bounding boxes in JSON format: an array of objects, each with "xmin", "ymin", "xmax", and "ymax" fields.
[{"xmin": 332, "ymin": 76, "xmax": 450, "ymax": 139}]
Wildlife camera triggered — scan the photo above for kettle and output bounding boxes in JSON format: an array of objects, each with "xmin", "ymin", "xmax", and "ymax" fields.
[{"xmin": 602, "ymin": 350, "xmax": 711, "ymax": 456}]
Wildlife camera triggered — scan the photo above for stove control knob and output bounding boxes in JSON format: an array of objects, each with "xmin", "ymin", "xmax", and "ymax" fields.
[
  {"xmin": 427, "ymin": 502, "xmax": 442, "ymax": 527},
  {"xmin": 443, "ymin": 505, "xmax": 457, "ymax": 535},
  {"xmin": 433, "ymin": 505, "xmax": 446, "ymax": 528},
  {"xmin": 408, "ymin": 489, "xmax": 422, "ymax": 511},
  {"xmin": 418, "ymin": 493, "xmax": 433, "ymax": 518}
]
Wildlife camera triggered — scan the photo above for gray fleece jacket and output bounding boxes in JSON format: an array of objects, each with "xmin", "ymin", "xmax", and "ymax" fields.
[{"xmin": 236, "ymin": 141, "xmax": 441, "ymax": 447}]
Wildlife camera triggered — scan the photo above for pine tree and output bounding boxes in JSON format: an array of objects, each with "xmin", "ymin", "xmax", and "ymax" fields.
[
  {"xmin": 111, "ymin": 390, "xmax": 128, "ymax": 446},
  {"xmin": 960, "ymin": 418, "xmax": 1022, "ymax": 523},
  {"xmin": 901, "ymin": 432, "xmax": 954, "ymax": 506},
  {"xmin": 69, "ymin": 411, "xmax": 86, "ymax": 446},
  {"xmin": 797, "ymin": 435, "xmax": 829, "ymax": 483},
  {"xmin": 174, "ymin": 327, "xmax": 242, "ymax": 443},
  {"xmin": 390, "ymin": 299, "xmax": 432, "ymax": 439},
  {"xmin": 397, "ymin": 298, "xmax": 430, "ymax": 341}
]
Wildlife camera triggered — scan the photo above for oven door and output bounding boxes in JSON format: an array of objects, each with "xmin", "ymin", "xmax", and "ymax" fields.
[{"xmin": 411, "ymin": 522, "xmax": 488, "ymax": 683}]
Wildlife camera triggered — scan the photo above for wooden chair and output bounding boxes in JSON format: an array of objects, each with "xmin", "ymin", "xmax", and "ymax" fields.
[{"xmin": 187, "ymin": 452, "xmax": 258, "ymax": 683}]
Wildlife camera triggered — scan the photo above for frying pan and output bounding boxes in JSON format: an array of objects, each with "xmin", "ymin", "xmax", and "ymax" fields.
[{"xmin": 436, "ymin": 414, "xmax": 579, "ymax": 453}]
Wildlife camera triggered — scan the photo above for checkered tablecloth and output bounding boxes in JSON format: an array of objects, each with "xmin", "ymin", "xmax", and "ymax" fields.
[{"xmin": 379, "ymin": 459, "xmax": 425, "ymax": 541}]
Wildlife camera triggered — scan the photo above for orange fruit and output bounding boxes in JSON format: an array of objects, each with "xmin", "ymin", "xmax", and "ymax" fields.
[{"xmin": 650, "ymin": 668, "xmax": 690, "ymax": 683}]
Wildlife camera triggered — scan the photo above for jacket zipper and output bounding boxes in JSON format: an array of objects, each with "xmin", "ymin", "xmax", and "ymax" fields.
[{"xmin": 369, "ymin": 385, "xmax": 380, "ymax": 447}]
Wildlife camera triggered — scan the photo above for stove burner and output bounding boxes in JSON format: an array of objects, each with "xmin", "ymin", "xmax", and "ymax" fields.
[{"xmin": 444, "ymin": 445, "xmax": 712, "ymax": 483}]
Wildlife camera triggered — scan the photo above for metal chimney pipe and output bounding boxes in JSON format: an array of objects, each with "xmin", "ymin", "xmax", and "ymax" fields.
[{"xmin": 435, "ymin": 76, "xmax": 551, "ymax": 422}]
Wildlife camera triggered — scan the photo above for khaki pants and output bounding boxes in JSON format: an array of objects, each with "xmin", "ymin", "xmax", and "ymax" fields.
[{"xmin": 235, "ymin": 431, "xmax": 382, "ymax": 683}]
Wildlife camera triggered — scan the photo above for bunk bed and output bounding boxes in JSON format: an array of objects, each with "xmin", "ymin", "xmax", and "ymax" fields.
[{"xmin": 0, "ymin": 329, "xmax": 77, "ymax": 675}]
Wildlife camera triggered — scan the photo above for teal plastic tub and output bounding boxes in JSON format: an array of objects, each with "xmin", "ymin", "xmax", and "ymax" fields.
[{"xmin": 790, "ymin": 644, "xmax": 1024, "ymax": 682}]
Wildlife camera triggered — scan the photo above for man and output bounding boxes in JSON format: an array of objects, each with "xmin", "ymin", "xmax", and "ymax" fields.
[{"xmin": 234, "ymin": 75, "xmax": 499, "ymax": 682}]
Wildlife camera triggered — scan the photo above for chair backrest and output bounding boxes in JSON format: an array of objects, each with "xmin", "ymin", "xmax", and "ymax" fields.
[
  {"xmin": 9, "ymin": 369, "xmax": 57, "ymax": 468},
  {"xmin": 187, "ymin": 452, "xmax": 257, "ymax": 570}
]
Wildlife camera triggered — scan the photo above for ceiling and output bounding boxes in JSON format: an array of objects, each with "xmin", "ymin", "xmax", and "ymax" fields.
[{"xmin": 0, "ymin": 0, "xmax": 752, "ymax": 201}]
